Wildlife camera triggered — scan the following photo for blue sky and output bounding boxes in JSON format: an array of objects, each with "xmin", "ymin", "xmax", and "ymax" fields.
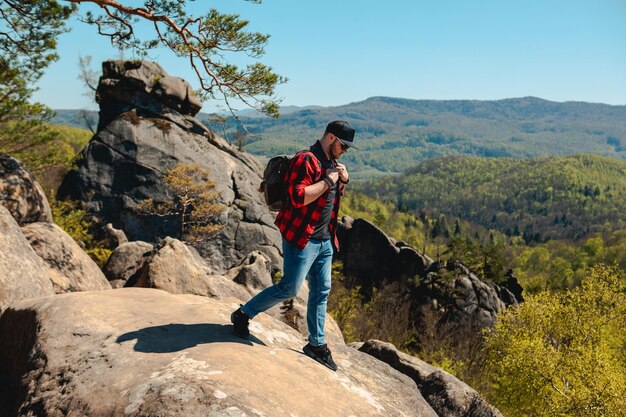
[{"xmin": 33, "ymin": 0, "xmax": 626, "ymax": 113}]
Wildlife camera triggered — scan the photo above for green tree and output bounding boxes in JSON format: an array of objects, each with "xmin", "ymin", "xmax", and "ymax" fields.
[
  {"xmin": 138, "ymin": 163, "xmax": 225, "ymax": 243},
  {"xmin": 0, "ymin": 0, "xmax": 75, "ymax": 166},
  {"xmin": 3, "ymin": 0, "xmax": 285, "ymax": 116},
  {"xmin": 483, "ymin": 265, "xmax": 626, "ymax": 417},
  {"xmin": 2, "ymin": 0, "xmax": 285, "ymax": 171},
  {"xmin": 51, "ymin": 198, "xmax": 112, "ymax": 266}
]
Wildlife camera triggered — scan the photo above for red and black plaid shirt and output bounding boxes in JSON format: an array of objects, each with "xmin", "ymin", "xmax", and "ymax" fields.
[{"xmin": 275, "ymin": 141, "xmax": 344, "ymax": 250}]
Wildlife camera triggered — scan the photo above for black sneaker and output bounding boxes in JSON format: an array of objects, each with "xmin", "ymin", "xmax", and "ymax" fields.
[
  {"xmin": 303, "ymin": 343, "xmax": 338, "ymax": 371},
  {"xmin": 230, "ymin": 306, "xmax": 250, "ymax": 338}
]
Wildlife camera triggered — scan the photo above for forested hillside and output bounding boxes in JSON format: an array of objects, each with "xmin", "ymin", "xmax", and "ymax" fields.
[
  {"xmin": 212, "ymin": 96, "xmax": 626, "ymax": 178},
  {"xmin": 356, "ymin": 154, "xmax": 626, "ymax": 242}
]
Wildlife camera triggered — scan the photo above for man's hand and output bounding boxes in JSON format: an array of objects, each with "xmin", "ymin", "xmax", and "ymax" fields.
[
  {"xmin": 336, "ymin": 163, "xmax": 349, "ymax": 183},
  {"xmin": 327, "ymin": 170, "xmax": 339, "ymax": 184}
]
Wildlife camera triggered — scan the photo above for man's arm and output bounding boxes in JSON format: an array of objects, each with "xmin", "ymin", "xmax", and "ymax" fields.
[
  {"xmin": 302, "ymin": 172, "xmax": 338, "ymax": 205},
  {"xmin": 288, "ymin": 153, "xmax": 339, "ymax": 207}
]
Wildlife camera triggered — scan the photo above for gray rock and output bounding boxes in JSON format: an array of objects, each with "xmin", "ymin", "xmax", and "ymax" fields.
[
  {"xmin": 0, "ymin": 289, "xmax": 437, "ymax": 417},
  {"xmin": 20, "ymin": 222, "xmax": 112, "ymax": 293},
  {"xmin": 337, "ymin": 216, "xmax": 519, "ymax": 334},
  {"xmin": 0, "ymin": 153, "xmax": 53, "ymax": 225},
  {"xmin": 102, "ymin": 241, "xmax": 154, "ymax": 288},
  {"xmin": 337, "ymin": 216, "xmax": 431, "ymax": 291},
  {"xmin": 359, "ymin": 340, "xmax": 503, "ymax": 417},
  {"xmin": 96, "ymin": 60, "xmax": 202, "ymax": 129},
  {"xmin": 0, "ymin": 206, "xmax": 55, "ymax": 314},
  {"xmin": 104, "ymin": 222, "xmax": 128, "ymax": 248},
  {"xmin": 223, "ymin": 250, "xmax": 274, "ymax": 292}
]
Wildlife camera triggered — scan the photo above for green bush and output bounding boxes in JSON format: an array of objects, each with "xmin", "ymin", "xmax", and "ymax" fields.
[
  {"xmin": 51, "ymin": 198, "xmax": 111, "ymax": 267},
  {"xmin": 483, "ymin": 265, "xmax": 626, "ymax": 417}
]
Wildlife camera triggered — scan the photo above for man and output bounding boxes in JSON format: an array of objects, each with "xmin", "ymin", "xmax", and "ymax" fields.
[{"xmin": 231, "ymin": 120, "xmax": 356, "ymax": 371}]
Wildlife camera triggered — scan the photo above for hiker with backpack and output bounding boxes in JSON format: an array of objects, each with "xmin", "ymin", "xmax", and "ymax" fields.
[{"xmin": 231, "ymin": 120, "xmax": 356, "ymax": 371}]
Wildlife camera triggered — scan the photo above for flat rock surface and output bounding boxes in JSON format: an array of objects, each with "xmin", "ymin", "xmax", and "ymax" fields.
[{"xmin": 0, "ymin": 289, "xmax": 435, "ymax": 417}]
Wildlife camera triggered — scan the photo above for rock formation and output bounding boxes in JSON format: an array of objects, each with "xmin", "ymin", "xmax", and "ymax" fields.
[
  {"xmin": 0, "ymin": 206, "xmax": 55, "ymax": 314},
  {"xmin": 133, "ymin": 237, "xmax": 251, "ymax": 300},
  {"xmin": 337, "ymin": 217, "xmax": 432, "ymax": 291},
  {"xmin": 58, "ymin": 60, "xmax": 282, "ymax": 274},
  {"xmin": 358, "ymin": 340, "xmax": 503, "ymax": 417},
  {"xmin": 0, "ymin": 289, "xmax": 438, "ymax": 417},
  {"xmin": 337, "ymin": 215, "xmax": 523, "ymax": 332},
  {"xmin": 122, "ymin": 237, "xmax": 344, "ymax": 346},
  {"xmin": 102, "ymin": 241, "xmax": 154, "ymax": 288},
  {"xmin": 21, "ymin": 222, "xmax": 112, "ymax": 293},
  {"xmin": 0, "ymin": 153, "xmax": 53, "ymax": 225}
]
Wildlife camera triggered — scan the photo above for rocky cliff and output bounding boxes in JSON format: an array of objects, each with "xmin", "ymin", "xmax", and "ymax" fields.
[{"xmin": 58, "ymin": 60, "xmax": 282, "ymax": 275}]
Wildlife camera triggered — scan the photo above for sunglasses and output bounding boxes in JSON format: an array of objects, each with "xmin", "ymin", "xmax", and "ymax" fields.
[{"xmin": 335, "ymin": 136, "xmax": 349, "ymax": 150}]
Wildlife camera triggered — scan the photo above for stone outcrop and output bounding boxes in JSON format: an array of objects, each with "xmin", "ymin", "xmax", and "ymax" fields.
[
  {"xmin": 134, "ymin": 237, "xmax": 250, "ymax": 301},
  {"xmin": 0, "ymin": 153, "xmax": 53, "ymax": 225},
  {"xmin": 359, "ymin": 340, "xmax": 503, "ymax": 417},
  {"xmin": 102, "ymin": 241, "xmax": 154, "ymax": 288},
  {"xmin": 337, "ymin": 216, "xmax": 522, "ymax": 332},
  {"xmin": 0, "ymin": 206, "xmax": 55, "ymax": 314},
  {"xmin": 104, "ymin": 222, "xmax": 128, "ymax": 248},
  {"xmin": 337, "ymin": 217, "xmax": 432, "ymax": 291},
  {"xmin": 223, "ymin": 251, "xmax": 276, "ymax": 292},
  {"xmin": 20, "ymin": 222, "xmax": 112, "ymax": 293},
  {"xmin": 58, "ymin": 60, "xmax": 282, "ymax": 275},
  {"xmin": 0, "ymin": 289, "xmax": 437, "ymax": 417},
  {"xmin": 95, "ymin": 60, "xmax": 202, "ymax": 130},
  {"xmin": 128, "ymin": 237, "xmax": 344, "ymax": 346}
]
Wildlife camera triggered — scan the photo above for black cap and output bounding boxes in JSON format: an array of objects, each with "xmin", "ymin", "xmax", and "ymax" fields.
[{"xmin": 326, "ymin": 120, "xmax": 357, "ymax": 149}]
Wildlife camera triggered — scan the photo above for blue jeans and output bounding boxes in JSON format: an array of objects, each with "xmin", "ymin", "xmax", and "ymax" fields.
[{"xmin": 241, "ymin": 238, "xmax": 333, "ymax": 346}]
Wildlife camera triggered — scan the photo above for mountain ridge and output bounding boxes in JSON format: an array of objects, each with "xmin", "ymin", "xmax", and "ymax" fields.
[{"xmin": 51, "ymin": 96, "xmax": 626, "ymax": 178}]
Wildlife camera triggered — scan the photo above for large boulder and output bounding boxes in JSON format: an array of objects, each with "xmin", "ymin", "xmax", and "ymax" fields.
[
  {"xmin": 96, "ymin": 60, "xmax": 203, "ymax": 129},
  {"xmin": 0, "ymin": 153, "xmax": 53, "ymax": 225},
  {"xmin": 0, "ymin": 289, "xmax": 437, "ymax": 417},
  {"xmin": 133, "ymin": 237, "xmax": 250, "ymax": 301},
  {"xmin": 337, "ymin": 216, "xmax": 431, "ymax": 291},
  {"xmin": 359, "ymin": 340, "xmax": 503, "ymax": 417},
  {"xmin": 0, "ymin": 206, "xmax": 55, "ymax": 314},
  {"xmin": 20, "ymin": 222, "xmax": 112, "ymax": 293},
  {"xmin": 58, "ymin": 60, "xmax": 282, "ymax": 275},
  {"xmin": 102, "ymin": 241, "xmax": 154, "ymax": 288}
]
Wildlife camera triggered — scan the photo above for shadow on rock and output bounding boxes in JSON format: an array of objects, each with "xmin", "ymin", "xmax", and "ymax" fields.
[{"xmin": 116, "ymin": 323, "xmax": 266, "ymax": 352}]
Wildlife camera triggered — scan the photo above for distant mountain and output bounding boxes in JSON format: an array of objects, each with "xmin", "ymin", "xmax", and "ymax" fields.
[
  {"xmin": 230, "ymin": 105, "xmax": 323, "ymax": 118},
  {"xmin": 50, "ymin": 105, "xmax": 322, "ymax": 128},
  {"xmin": 51, "ymin": 109, "xmax": 98, "ymax": 130},
  {"xmin": 53, "ymin": 97, "xmax": 626, "ymax": 179},
  {"xmin": 356, "ymin": 154, "xmax": 626, "ymax": 242},
  {"xmin": 230, "ymin": 96, "xmax": 626, "ymax": 178}
]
